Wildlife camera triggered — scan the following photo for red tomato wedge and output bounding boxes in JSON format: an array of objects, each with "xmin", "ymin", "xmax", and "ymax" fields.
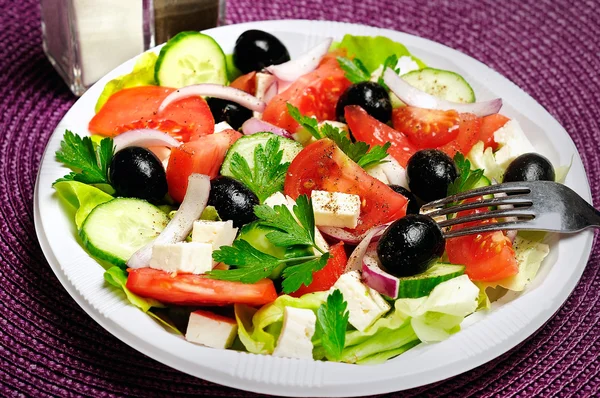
[
  {"xmin": 263, "ymin": 54, "xmax": 351, "ymax": 132},
  {"xmin": 116, "ymin": 119, "xmax": 194, "ymax": 142},
  {"xmin": 345, "ymin": 105, "xmax": 418, "ymax": 167},
  {"xmin": 166, "ymin": 129, "xmax": 242, "ymax": 203},
  {"xmin": 89, "ymin": 86, "xmax": 215, "ymax": 141},
  {"xmin": 479, "ymin": 114, "xmax": 510, "ymax": 151},
  {"xmin": 290, "ymin": 242, "xmax": 347, "ymax": 297},
  {"xmin": 391, "ymin": 106, "xmax": 461, "ymax": 148},
  {"xmin": 446, "ymin": 198, "xmax": 519, "ymax": 282},
  {"xmin": 438, "ymin": 113, "xmax": 482, "ymax": 157},
  {"xmin": 230, "ymin": 71, "xmax": 256, "ymax": 94},
  {"xmin": 284, "ymin": 139, "xmax": 408, "ymax": 234},
  {"xmin": 126, "ymin": 268, "xmax": 278, "ymax": 306}
]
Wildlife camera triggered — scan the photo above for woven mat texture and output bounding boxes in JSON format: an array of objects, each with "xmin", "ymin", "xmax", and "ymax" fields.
[{"xmin": 1, "ymin": 0, "xmax": 599, "ymax": 396}]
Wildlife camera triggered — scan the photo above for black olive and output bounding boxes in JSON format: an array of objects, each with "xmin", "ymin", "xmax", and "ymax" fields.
[
  {"xmin": 388, "ymin": 185, "xmax": 420, "ymax": 214},
  {"xmin": 109, "ymin": 147, "xmax": 167, "ymax": 203},
  {"xmin": 208, "ymin": 176, "xmax": 259, "ymax": 228},
  {"xmin": 407, "ymin": 149, "xmax": 457, "ymax": 202},
  {"xmin": 376, "ymin": 214, "xmax": 445, "ymax": 277},
  {"xmin": 336, "ymin": 82, "xmax": 392, "ymax": 123},
  {"xmin": 233, "ymin": 30, "xmax": 290, "ymax": 74},
  {"xmin": 207, "ymin": 98, "xmax": 252, "ymax": 130},
  {"xmin": 503, "ymin": 153, "xmax": 555, "ymax": 183}
]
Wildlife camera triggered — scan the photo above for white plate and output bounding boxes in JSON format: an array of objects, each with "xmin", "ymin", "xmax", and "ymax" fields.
[{"xmin": 34, "ymin": 20, "xmax": 594, "ymax": 397}]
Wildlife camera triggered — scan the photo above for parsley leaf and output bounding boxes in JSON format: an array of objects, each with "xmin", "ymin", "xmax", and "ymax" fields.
[
  {"xmin": 336, "ymin": 56, "xmax": 371, "ymax": 83},
  {"xmin": 447, "ymin": 152, "xmax": 484, "ymax": 196},
  {"xmin": 281, "ymin": 253, "xmax": 330, "ymax": 294},
  {"xmin": 316, "ymin": 289, "xmax": 349, "ymax": 361},
  {"xmin": 254, "ymin": 199, "xmax": 316, "ymax": 249},
  {"xmin": 208, "ymin": 240, "xmax": 281, "ymax": 282},
  {"xmin": 357, "ymin": 142, "xmax": 391, "ymax": 169},
  {"xmin": 377, "ymin": 54, "xmax": 400, "ymax": 90},
  {"xmin": 230, "ymin": 137, "xmax": 290, "ymax": 202},
  {"xmin": 54, "ymin": 130, "xmax": 114, "ymax": 186},
  {"xmin": 286, "ymin": 103, "xmax": 321, "ymax": 139}
]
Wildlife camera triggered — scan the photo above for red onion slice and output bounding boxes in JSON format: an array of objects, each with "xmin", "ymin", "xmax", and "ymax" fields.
[
  {"xmin": 344, "ymin": 223, "xmax": 391, "ymax": 273},
  {"xmin": 318, "ymin": 226, "xmax": 386, "ymax": 245},
  {"xmin": 362, "ymin": 252, "xmax": 399, "ymax": 298},
  {"xmin": 241, "ymin": 118, "xmax": 293, "ymax": 138},
  {"xmin": 113, "ymin": 129, "xmax": 182, "ymax": 153},
  {"xmin": 127, "ymin": 174, "xmax": 211, "ymax": 268},
  {"xmin": 379, "ymin": 156, "xmax": 408, "ymax": 188},
  {"xmin": 266, "ymin": 38, "xmax": 333, "ymax": 82},
  {"xmin": 383, "ymin": 69, "xmax": 503, "ymax": 117},
  {"xmin": 158, "ymin": 84, "xmax": 266, "ymax": 114}
]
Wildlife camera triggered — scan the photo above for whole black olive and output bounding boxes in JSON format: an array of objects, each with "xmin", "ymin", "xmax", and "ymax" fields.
[
  {"xmin": 207, "ymin": 98, "xmax": 252, "ymax": 130},
  {"xmin": 336, "ymin": 82, "xmax": 392, "ymax": 123},
  {"xmin": 208, "ymin": 176, "xmax": 259, "ymax": 228},
  {"xmin": 407, "ymin": 149, "xmax": 458, "ymax": 202},
  {"xmin": 109, "ymin": 146, "xmax": 167, "ymax": 203},
  {"xmin": 233, "ymin": 30, "xmax": 290, "ymax": 74},
  {"xmin": 377, "ymin": 214, "xmax": 445, "ymax": 277},
  {"xmin": 389, "ymin": 185, "xmax": 420, "ymax": 214},
  {"xmin": 503, "ymin": 153, "xmax": 555, "ymax": 183}
]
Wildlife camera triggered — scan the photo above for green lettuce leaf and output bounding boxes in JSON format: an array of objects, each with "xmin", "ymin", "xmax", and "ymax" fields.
[
  {"xmin": 104, "ymin": 266, "xmax": 164, "ymax": 312},
  {"xmin": 53, "ymin": 181, "xmax": 113, "ymax": 229},
  {"xmin": 95, "ymin": 52, "xmax": 158, "ymax": 113},
  {"xmin": 467, "ymin": 140, "xmax": 505, "ymax": 182},
  {"xmin": 337, "ymin": 35, "xmax": 426, "ymax": 73}
]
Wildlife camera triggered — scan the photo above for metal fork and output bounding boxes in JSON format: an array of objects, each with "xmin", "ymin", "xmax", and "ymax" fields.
[{"xmin": 421, "ymin": 181, "xmax": 600, "ymax": 239}]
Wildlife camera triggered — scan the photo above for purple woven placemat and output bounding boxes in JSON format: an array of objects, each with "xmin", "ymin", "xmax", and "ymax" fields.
[{"xmin": 1, "ymin": 0, "xmax": 599, "ymax": 396}]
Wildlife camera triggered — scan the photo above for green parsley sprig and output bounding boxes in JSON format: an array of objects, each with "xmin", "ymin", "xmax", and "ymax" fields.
[
  {"xmin": 287, "ymin": 103, "xmax": 390, "ymax": 169},
  {"xmin": 316, "ymin": 289, "xmax": 349, "ymax": 361},
  {"xmin": 208, "ymin": 195, "xmax": 330, "ymax": 294},
  {"xmin": 336, "ymin": 56, "xmax": 370, "ymax": 83},
  {"xmin": 230, "ymin": 137, "xmax": 290, "ymax": 202},
  {"xmin": 54, "ymin": 130, "xmax": 114, "ymax": 186},
  {"xmin": 447, "ymin": 153, "xmax": 485, "ymax": 196}
]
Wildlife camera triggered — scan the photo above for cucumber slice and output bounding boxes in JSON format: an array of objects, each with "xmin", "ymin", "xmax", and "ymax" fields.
[
  {"xmin": 155, "ymin": 31, "xmax": 227, "ymax": 88},
  {"xmin": 220, "ymin": 132, "xmax": 303, "ymax": 178},
  {"xmin": 80, "ymin": 198, "xmax": 169, "ymax": 266},
  {"xmin": 402, "ymin": 68, "xmax": 475, "ymax": 103},
  {"xmin": 396, "ymin": 263, "xmax": 465, "ymax": 298}
]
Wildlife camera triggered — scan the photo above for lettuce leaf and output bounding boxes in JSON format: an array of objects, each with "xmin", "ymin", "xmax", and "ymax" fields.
[
  {"xmin": 337, "ymin": 35, "xmax": 426, "ymax": 73},
  {"xmin": 104, "ymin": 266, "xmax": 164, "ymax": 312},
  {"xmin": 53, "ymin": 181, "xmax": 113, "ymax": 229},
  {"xmin": 467, "ymin": 141, "xmax": 505, "ymax": 182},
  {"xmin": 95, "ymin": 52, "xmax": 158, "ymax": 113}
]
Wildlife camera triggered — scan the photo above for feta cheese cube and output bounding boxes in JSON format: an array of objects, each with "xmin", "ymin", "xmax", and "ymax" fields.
[
  {"xmin": 493, "ymin": 120, "xmax": 536, "ymax": 169},
  {"xmin": 254, "ymin": 72, "xmax": 275, "ymax": 118},
  {"xmin": 272, "ymin": 307, "xmax": 316, "ymax": 360},
  {"xmin": 365, "ymin": 162, "xmax": 390, "ymax": 184},
  {"xmin": 214, "ymin": 121, "xmax": 234, "ymax": 133},
  {"xmin": 263, "ymin": 191, "xmax": 289, "ymax": 208},
  {"xmin": 192, "ymin": 220, "xmax": 238, "ymax": 250},
  {"xmin": 149, "ymin": 242, "xmax": 213, "ymax": 274},
  {"xmin": 332, "ymin": 271, "xmax": 390, "ymax": 332},
  {"xmin": 395, "ymin": 56, "xmax": 420, "ymax": 75},
  {"xmin": 185, "ymin": 310, "xmax": 238, "ymax": 349},
  {"xmin": 311, "ymin": 190, "xmax": 361, "ymax": 229}
]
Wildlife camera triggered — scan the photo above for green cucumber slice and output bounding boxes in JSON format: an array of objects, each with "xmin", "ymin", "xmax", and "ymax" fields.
[
  {"xmin": 155, "ymin": 31, "xmax": 227, "ymax": 88},
  {"xmin": 402, "ymin": 67, "xmax": 475, "ymax": 103},
  {"xmin": 80, "ymin": 198, "xmax": 169, "ymax": 266},
  {"xmin": 396, "ymin": 263, "xmax": 465, "ymax": 298},
  {"xmin": 220, "ymin": 132, "xmax": 303, "ymax": 178}
]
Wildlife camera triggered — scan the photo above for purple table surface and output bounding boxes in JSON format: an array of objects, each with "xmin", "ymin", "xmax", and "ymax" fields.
[{"xmin": 1, "ymin": 0, "xmax": 599, "ymax": 396}]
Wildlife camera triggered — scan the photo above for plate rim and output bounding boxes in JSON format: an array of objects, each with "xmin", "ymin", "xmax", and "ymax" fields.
[{"xmin": 33, "ymin": 19, "xmax": 595, "ymax": 397}]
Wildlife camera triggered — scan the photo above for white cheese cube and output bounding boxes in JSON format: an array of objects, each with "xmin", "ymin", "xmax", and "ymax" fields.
[
  {"xmin": 396, "ymin": 56, "xmax": 420, "ymax": 75},
  {"xmin": 272, "ymin": 307, "xmax": 316, "ymax": 360},
  {"xmin": 192, "ymin": 220, "xmax": 238, "ymax": 250},
  {"xmin": 493, "ymin": 120, "xmax": 536, "ymax": 169},
  {"xmin": 332, "ymin": 271, "xmax": 390, "ymax": 332},
  {"xmin": 311, "ymin": 190, "xmax": 361, "ymax": 229},
  {"xmin": 365, "ymin": 162, "xmax": 390, "ymax": 184},
  {"xmin": 214, "ymin": 121, "xmax": 234, "ymax": 133},
  {"xmin": 149, "ymin": 242, "xmax": 213, "ymax": 274},
  {"xmin": 263, "ymin": 191, "xmax": 289, "ymax": 208},
  {"xmin": 185, "ymin": 310, "xmax": 238, "ymax": 349},
  {"xmin": 253, "ymin": 72, "xmax": 275, "ymax": 118}
]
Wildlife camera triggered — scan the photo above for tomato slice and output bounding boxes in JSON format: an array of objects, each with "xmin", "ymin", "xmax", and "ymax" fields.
[
  {"xmin": 230, "ymin": 71, "xmax": 256, "ymax": 94},
  {"xmin": 391, "ymin": 106, "xmax": 461, "ymax": 148},
  {"xmin": 438, "ymin": 113, "xmax": 481, "ymax": 157},
  {"xmin": 126, "ymin": 268, "xmax": 278, "ymax": 306},
  {"xmin": 89, "ymin": 86, "xmax": 215, "ymax": 141},
  {"xmin": 445, "ymin": 198, "xmax": 519, "ymax": 282},
  {"xmin": 263, "ymin": 55, "xmax": 351, "ymax": 132},
  {"xmin": 284, "ymin": 138, "xmax": 408, "ymax": 234},
  {"xmin": 479, "ymin": 114, "xmax": 510, "ymax": 151},
  {"xmin": 344, "ymin": 105, "xmax": 418, "ymax": 167},
  {"xmin": 166, "ymin": 129, "xmax": 242, "ymax": 203},
  {"xmin": 116, "ymin": 119, "xmax": 193, "ymax": 142},
  {"xmin": 290, "ymin": 242, "xmax": 347, "ymax": 297}
]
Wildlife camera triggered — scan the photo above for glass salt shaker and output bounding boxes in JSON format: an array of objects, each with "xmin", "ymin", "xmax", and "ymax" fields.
[{"xmin": 40, "ymin": 0, "xmax": 226, "ymax": 96}]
